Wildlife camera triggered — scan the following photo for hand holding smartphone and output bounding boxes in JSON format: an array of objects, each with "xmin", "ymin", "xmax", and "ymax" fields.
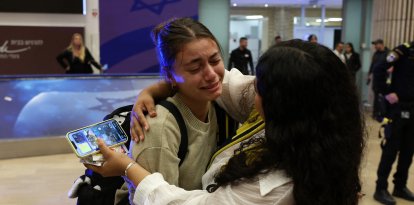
[{"xmin": 66, "ymin": 119, "xmax": 128, "ymax": 158}]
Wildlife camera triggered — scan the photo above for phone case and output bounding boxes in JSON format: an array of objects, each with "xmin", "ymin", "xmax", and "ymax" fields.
[{"xmin": 65, "ymin": 119, "xmax": 129, "ymax": 158}]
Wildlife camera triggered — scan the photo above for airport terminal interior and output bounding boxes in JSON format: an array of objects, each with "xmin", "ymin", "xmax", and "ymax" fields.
[{"xmin": 1, "ymin": 0, "xmax": 414, "ymax": 204}]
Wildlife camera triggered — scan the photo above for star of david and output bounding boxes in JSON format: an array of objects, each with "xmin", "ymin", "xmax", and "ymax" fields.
[
  {"xmin": 131, "ymin": 0, "xmax": 181, "ymax": 15},
  {"xmin": 89, "ymin": 95, "xmax": 138, "ymax": 112}
]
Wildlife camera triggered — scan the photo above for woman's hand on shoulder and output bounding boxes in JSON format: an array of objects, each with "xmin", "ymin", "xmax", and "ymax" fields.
[{"xmin": 130, "ymin": 89, "xmax": 157, "ymax": 143}]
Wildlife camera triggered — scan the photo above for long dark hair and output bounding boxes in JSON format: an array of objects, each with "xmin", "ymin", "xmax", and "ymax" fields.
[
  {"xmin": 151, "ymin": 18, "xmax": 222, "ymax": 74},
  {"xmin": 346, "ymin": 42, "xmax": 355, "ymax": 54},
  {"xmin": 214, "ymin": 40, "xmax": 364, "ymax": 205}
]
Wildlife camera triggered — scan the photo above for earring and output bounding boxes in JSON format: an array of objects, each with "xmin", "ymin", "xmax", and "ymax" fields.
[{"xmin": 171, "ymin": 82, "xmax": 178, "ymax": 91}]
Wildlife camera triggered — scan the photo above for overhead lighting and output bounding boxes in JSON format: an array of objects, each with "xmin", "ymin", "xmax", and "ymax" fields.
[
  {"xmin": 246, "ymin": 15, "xmax": 263, "ymax": 19},
  {"xmin": 315, "ymin": 19, "xmax": 328, "ymax": 23},
  {"xmin": 328, "ymin": 18, "xmax": 342, "ymax": 22},
  {"xmin": 315, "ymin": 18, "xmax": 342, "ymax": 23},
  {"xmin": 264, "ymin": 4, "xmax": 269, "ymax": 7},
  {"xmin": 306, "ymin": 23, "xmax": 310, "ymax": 26},
  {"xmin": 233, "ymin": 3, "xmax": 237, "ymax": 6}
]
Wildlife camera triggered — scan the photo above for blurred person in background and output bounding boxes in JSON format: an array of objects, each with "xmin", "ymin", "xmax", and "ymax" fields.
[
  {"xmin": 274, "ymin": 35, "xmax": 282, "ymax": 44},
  {"xmin": 307, "ymin": 34, "xmax": 318, "ymax": 43},
  {"xmin": 228, "ymin": 37, "xmax": 254, "ymax": 75},
  {"xmin": 333, "ymin": 41, "xmax": 346, "ymax": 64},
  {"xmin": 368, "ymin": 39, "xmax": 389, "ymax": 121},
  {"xmin": 57, "ymin": 33, "xmax": 102, "ymax": 74},
  {"xmin": 344, "ymin": 42, "xmax": 361, "ymax": 82}
]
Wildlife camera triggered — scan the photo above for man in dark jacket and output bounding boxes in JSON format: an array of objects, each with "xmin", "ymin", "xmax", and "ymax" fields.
[
  {"xmin": 368, "ymin": 39, "xmax": 389, "ymax": 121},
  {"xmin": 374, "ymin": 41, "xmax": 414, "ymax": 205},
  {"xmin": 228, "ymin": 37, "xmax": 254, "ymax": 75}
]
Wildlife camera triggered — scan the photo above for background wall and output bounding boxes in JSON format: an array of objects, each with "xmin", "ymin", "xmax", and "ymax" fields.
[
  {"xmin": 0, "ymin": 26, "xmax": 84, "ymax": 74},
  {"xmin": 99, "ymin": 0, "xmax": 198, "ymax": 74},
  {"xmin": 199, "ymin": 0, "xmax": 230, "ymax": 67},
  {"xmin": 0, "ymin": 0, "xmax": 100, "ymax": 74},
  {"xmin": 371, "ymin": 0, "xmax": 414, "ymax": 49},
  {"xmin": 230, "ymin": 7, "xmax": 342, "ymax": 53}
]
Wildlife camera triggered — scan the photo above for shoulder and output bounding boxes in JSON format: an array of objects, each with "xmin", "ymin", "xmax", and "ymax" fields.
[
  {"xmin": 146, "ymin": 103, "xmax": 180, "ymax": 133},
  {"xmin": 226, "ymin": 68, "xmax": 254, "ymax": 83},
  {"xmin": 61, "ymin": 49, "xmax": 72, "ymax": 55},
  {"xmin": 258, "ymin": 170, "xmax": 293, "ymax": 196},
  {"xmin": 133, "ymin": 103, "xmax": 181, "ymax": 152},
  {"xmin": 57, "ymin": 49, "xmax": 71, "ymax": 58},
  {"xmin": 84, "ymin": 47, "xmax": 92, "ymax": 54}
]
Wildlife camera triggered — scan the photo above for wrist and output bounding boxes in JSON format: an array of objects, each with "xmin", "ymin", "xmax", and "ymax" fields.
[{"xmin": 124, "ymin": 162, "xmax": 137, "ymax": 177}]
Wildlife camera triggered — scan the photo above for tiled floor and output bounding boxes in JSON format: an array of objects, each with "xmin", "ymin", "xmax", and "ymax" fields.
[{"xmin": 0, "ymin": 116, "xmax": 413, "ymax": 205}]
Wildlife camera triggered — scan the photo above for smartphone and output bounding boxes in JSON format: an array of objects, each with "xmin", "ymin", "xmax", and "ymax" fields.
[{"xmin": 66, "ymin": 119, "xmax": 128, "ymax": 158}]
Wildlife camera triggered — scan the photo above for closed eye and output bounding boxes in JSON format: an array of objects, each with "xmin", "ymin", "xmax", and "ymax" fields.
[{"xmin": 209, "ymin": 58, "xmax": 221, "ymax": 66}]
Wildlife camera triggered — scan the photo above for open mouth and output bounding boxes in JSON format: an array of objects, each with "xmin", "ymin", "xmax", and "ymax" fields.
[{"xmin": 202, "ymin": 81, "xmax": 219, "ymax": 91}]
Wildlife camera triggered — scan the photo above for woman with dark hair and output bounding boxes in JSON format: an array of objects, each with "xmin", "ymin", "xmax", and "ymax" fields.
[
  {"xmin": 87, "ymin": 39, "xmax": 365, "ymax": 205},
  {"xmin": 344, "ymin": 42, "xmax": 362, "ymax": 80}
]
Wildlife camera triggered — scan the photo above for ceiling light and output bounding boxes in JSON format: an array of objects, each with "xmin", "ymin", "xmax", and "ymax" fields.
[
  {"xmin": 233, "ymin": 3, "xmax": 237, "ymax": 6},
  {"xmin": 328, "ymin": 18, "xmax": 342, "ymax": 22},
  {"xmin": 246, "ymin": 15, "xmax": 263, "ymax": 19},
  {"xmin": 316, "ymin": 19, "xmax": 328, "ymax": 23},
  {"xmin": 264, "ymin": 4, "xmax": 269, "ymax": 7}
]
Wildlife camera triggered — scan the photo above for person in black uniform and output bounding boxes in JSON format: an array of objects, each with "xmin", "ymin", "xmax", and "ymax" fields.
[
  {"xmin": 368, "ymin": 39, "xmax": 389, "ymax": 121},
  {"xmin": 374, "ymin": 41, "xmax": 414, "ymax": 205},
  {"xmin": 228, "ymin": 37, "xmax": 254, "ymax": 75},
  {"xmin": 57, "ymin": 33, "xmax": 102, "ymax": 74}
]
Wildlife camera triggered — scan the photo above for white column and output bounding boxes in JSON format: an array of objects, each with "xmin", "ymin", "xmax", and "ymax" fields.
[
  {"xmin": 300, "ymin": 5, "xmax": 306, "ymax": 27},
  {"xmin": 85, "ymin": 0, "xmax": 100, "ymax": 64},
  {"xmin": 320, "ymin": 4, "xmax": 326, "ymax": 44},
  {"xmin": 199, "ymin": 0, "xmax": 230, "ymax": 65}
]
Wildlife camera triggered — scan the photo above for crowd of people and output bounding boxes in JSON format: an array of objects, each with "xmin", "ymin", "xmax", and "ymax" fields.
[{"xmin": 65, "ymin": 17, "xmax": 414, "ymax": 205}]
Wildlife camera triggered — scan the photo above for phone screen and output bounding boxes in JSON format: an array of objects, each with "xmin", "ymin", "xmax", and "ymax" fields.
[{"xmin": 66, "ymin": 119, "xmax": 128, "ymax": 158}]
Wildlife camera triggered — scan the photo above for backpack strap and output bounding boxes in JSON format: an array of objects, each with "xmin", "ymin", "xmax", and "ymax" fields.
[
  {"xmin": 214, "ymin": 102, "xmax": 238, "ymax": 147},
  {"xmin": 158, "ymin": 100, "xmax": 188, "ymax": 167},
  {"xmin": 103, "ymin": 105, "xmax": 134, "ymax": 120},
  {"xmin": 103, "ymin": 104, "xmax": 134, "ymax": 149}
]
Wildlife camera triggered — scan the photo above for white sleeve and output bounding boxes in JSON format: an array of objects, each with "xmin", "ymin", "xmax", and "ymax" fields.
[
  {"xmin": 134, "ymin": 173, "xmax": 209, "ymax": 205},
  {"xmin": 215, "ymin": 68, "xmax": 256, "ymax": 123},
  {"xmin": 134, "ymin": 172, "xmax": 294, "ymax": 205}
]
